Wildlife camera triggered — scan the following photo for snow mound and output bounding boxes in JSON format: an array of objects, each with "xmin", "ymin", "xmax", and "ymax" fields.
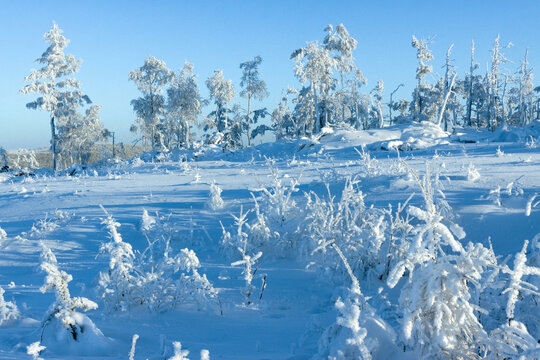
[
  {"xmin": 454, "ymin": 121, "xmax": 540, "ymax": 143},
  {"xmin": 313, "ymin": 121, "xmax": 450, "ymax": 151}
]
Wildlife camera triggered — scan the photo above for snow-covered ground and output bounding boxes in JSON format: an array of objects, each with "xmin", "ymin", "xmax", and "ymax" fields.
[{"xmin": 0, "ymin": 123, "xmax": 539, "ymax": 359}]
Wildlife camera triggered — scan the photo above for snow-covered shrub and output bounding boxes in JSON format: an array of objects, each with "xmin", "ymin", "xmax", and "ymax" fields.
[
  {"xmin": 26, "ymin": 342, "xmax": 46, "ymax": 360},
  {"xmin": 98, "ymin": 209, "xmax": 218, "ymax": 313},
  {"xmin": 39, "ymin": 244, "xmax": 108, "ymax": 354},
  {"xmin": 525, "ymin": 193, "xmax": 539, "ymax": 216},
  {"xmin": 303, "ymin": 179, "xmax": 387, "ymax": 282},
  {"xmin": 316, "ymin": 245, "xmax": 396, "ymax": 360},
  {"xmin": 386, "ymin": 162, "xmax": 498, "ymax": 357},
  {"xmin": 0, "ymin": 226, "xmax": 6, "ymax": 242},
  {"xmin": 467, "ymin": 162, "xmax": 481, "ymax": 182},
  {"xmin": 249, "ymin": 160, "xmax": 301, "ymax": 255},
  {"xmin": 355, "ymin": 146, "xmax": 381, "ymax": 177},
  {"xmin": 208, "ymin": 180, "xmax": 224, "ymax": 210},
  {"xmin": 97, "ymin": 206, "xmax": 137, "ymax": 312},
  {"xmin": 231, "ymin": 245, "xmax": 263, "ymax": 306},
  {"xmin": 501, "ymin": 240, "xmax": 540, "ymax": 323},
  {"xmin": 0, "ymin": 286, "xmax": 19, "ymax": 325},
  {"xmin": 220, "ymin": 206, "xmax": 251, "ymax": 259}
]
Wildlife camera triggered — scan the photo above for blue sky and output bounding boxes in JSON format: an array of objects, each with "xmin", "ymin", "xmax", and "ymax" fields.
[{"xmin": 1, "ymin": 0, "xmax": 539, "ymax": 149}]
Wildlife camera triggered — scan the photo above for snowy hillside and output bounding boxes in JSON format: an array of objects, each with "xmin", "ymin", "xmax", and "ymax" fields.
[{"xmin": 0, "ymin": 124, "xmax": 539, "ymax": 359}]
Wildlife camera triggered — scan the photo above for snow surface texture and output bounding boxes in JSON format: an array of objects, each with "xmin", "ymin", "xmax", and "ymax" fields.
[{"xmin": 0, "ymin": 123, "xmax": 539, "ymax": 359}]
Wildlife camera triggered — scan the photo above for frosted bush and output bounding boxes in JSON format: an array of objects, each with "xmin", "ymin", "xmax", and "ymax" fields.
[
  {"xmin": 467, "ymin": 162, "xmax": 481, "ymax": 182},
  {"xmin": 39, "ymin": 244, "xmax": 108, "ymax": 354},
  {"xmin": 231, "ymin": 245, "xmax": 263, "ymax": 306},
  {"xmin": 26, "ymin": 342, "xmax": 46, "ymax": 360},
  {"xmin": 0, "ymin": 226, "xmax": 6, "ymax": 242},
  {"xmin": 303, "ymin": 179, "xmax": 387, "ymax": 282},
  {"xmin": 98, "ymin": 209, "xmax": 218, "ymax": 313},
  {"xmin": 0, "ymin": 286, "xmax": 19, "ymax": 325},
  {"xmin": 355, "ymin": 146, "xmax": 381, "ymax": 177},
  {"xmin": 249, "ymin": 160, "xmax": 301, "ymax": 255},
  {"xmin": 97, "ymin": 206, "xmax": 137, "ymax": 312},
  {"xmin": 208, "ymin": 180, "xmax": 224, "ymax": 210},
  {"xmin": 316, "ymin": 245, "xmax": 396, "ymax": 360}
]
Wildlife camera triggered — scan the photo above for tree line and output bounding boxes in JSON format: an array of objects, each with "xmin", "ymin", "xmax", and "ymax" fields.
[{"xmin": 18, "ymin": 23, "xmax": 540, "ymax": 170}]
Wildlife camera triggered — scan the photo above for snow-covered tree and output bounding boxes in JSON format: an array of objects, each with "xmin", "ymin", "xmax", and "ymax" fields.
[
  {"xmin": 487, "ymin": 35, "xmax": 513, "ymax": 130},
  {"xmin": 204, "ymin": 70, "xmax": 236, "ymax": 146},
  {"xmin": 129, "ymin": 57, "xmax": 174, "ymax": 150},
  {"xmin": 410, "ymin": 36, "xmax": 434, "ymax": 122},
  {"xmin": 20, "ymin": 22, "xmax": 91, "ymax": 170},
  {"xmin": 515, "ymin": 49, "xmax": 535, "ymax": 127},
  {"xmin": 166, "ymin": 61, "xmax": 202, "ymax": 149},
  {"xmin": 291, "ymin": 41, "xmax": 336, "ymax": 134},
  {"xmin": 57, "ymin": 104, "xmax": 106, "ymax": 165},
  {"xmin": 370, "ymin": 81, "xmax": 385, "ymax": 128},
  {"xmin": 323, "ymin": 23, "xmax": 358, "ymax": 125},
  {"xmin": 240, "ymin": 56, "xmax": 269, "ymax": 146},
  {"xmin": 271, "ymin": 89, "xmax": 297, "ymax": 139},
  {"xmin": 464, "ymin": 40, "xmax": 480, "ymax": 127}
]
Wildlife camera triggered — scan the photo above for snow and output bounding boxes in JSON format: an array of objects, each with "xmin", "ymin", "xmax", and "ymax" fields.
[{"xmin": 0, "ymin": 123, "xmax": 539, "ymax": 358}]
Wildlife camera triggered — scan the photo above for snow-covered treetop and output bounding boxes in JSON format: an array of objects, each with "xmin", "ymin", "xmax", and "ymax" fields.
[
  {"xmin": 20, "ymin": 22, "xmax": 90, "ymax": 118},
  {"xmin": 291, "ymin": 41, "xmax": 336, "ymax": 87},
  {"xmin": 129, "ymin": 56, "xmax": 174, "ymax": 94},
  {"xmin": 206, "ymin": 70, "xmax": 235, "ymax": 105},
  {"xmin": 239, "ymin": 56, "xmax": 269, "ymax": 101},
  {"xmin": 167, "ymin": 61, "xmax": 202, "ymax": 119},
  {"xmin": 323, "ymin": 23, "xmax": 358, "ymax": 74},
  {"xmin": 411, "ymin": 35, "xmax": 434, "ymax": 82}
]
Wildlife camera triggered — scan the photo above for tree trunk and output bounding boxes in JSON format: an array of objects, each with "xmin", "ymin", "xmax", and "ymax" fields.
[
  {"xmin": 50, "ymin": 117, "xmax": 57, "ymax": 171},
  {"xmin": 246, "ymin": 95, "xmax": 251, "ymax": 147}
]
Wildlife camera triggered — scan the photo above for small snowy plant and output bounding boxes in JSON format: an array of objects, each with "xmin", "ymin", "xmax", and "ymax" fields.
[
  {"xmin": 316, "ymin": 244, "xmax": 397, "ymax": 360},
  {"xmin": 467, "ymin": 162, "xmax": 481, "ymax": 182},
  {"xmin": 97, "ymin": 206, "xmax": 137, "ymax": 312},
  {"xmin": 0, "ymin": 286, "xmax": 19, "ymax": 325},
  {"xmin": 208, "ymin": 180, "xmax": 224, "ymax": 210},
  {"xmin": 231, "ymin": 244, "xmax": 263, "ymax": 306},
  {"xmin": 502, "ymin": 240, "xmax": 540, "ymax": 323},
  {"xmin": 26, "ymin": 342, "xmax": 46, "ymax": 360},
  {"xmin": 0, "ymin": 225, "xmax": 6, "ymax": 240},
  {"xmin": 39, "ymin": 244, "xmax": 107, "ymax": 351}
]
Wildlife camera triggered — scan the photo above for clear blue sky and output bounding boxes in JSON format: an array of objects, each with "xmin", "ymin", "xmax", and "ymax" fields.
[{"xmin": 1, "ymin": 0, "xmax": 539, "ymax": 149}]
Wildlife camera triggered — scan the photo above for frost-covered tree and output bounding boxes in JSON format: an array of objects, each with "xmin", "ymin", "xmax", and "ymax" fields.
[
  {"xmin": 20, "ymin": 23, "xmax": 91, "ymax": 170},
  {"xmin": 166, "ymin": 61, "xmax": 202, "ymax": 149},
  {"xmin": 487, "ymin": 35, "xmax": 513, "ymax": 130},
  {"xmin": 240, "ymin": 56, "xmax": 269, "ymax": 146},
  {"xmin": 436, "ymin": 44, "xmax": 457, "ymax": 130},
  {"xmin": 270, "ymin": 89, "xmax": 297, "ymax": 139},
  {"xmin": 515, "ymin": 49, "xmax": 535, "ymax": 127},
  {"xmin": 291, "ymin": 41, "xmax": 336, "ymax": 134},
  {"xmin": 410, "ymin": 36, "xmax": 434, "ymax": 122},
  {"xmin": 370, "ymin": 81, "xmax": 385, "ymax": 128},
  {"xmin": 205, "ymin": 70, "xmax": 236, "ymax": 145},
  {"xmin": 57, "ymin": 104, "xmax": 106, "ymax": 165},
  {"xmin": 129, "ymin": 57, "xmax": 174, "ymax": 150},
  {"xmin": 323, "ymin": 24, "xmax": 358, "ymax": 125},
  {"xmin": 464, "ymin": 40, "xmax": 480, "ymax": 127}
]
